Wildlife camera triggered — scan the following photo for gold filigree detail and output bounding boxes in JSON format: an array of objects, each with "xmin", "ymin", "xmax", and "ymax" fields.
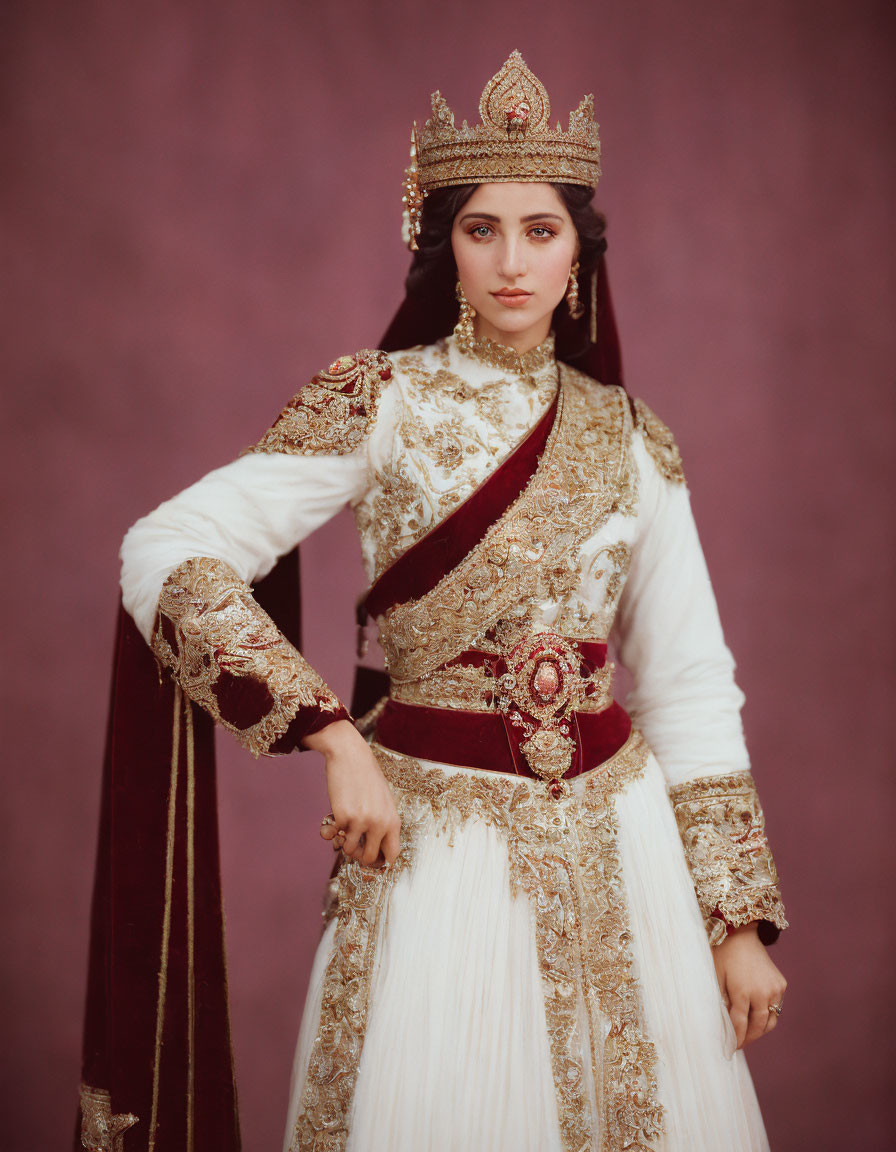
[
  {"xmin": 390, "ymin": 660, "xmax": 496, "ymax": 710},
  {"xmin": 378, "ymin": 369, "xmax": 633, "ymax": 682},
  {"xmin": 292, "ymin": 734, "xmax": 661, "ymax": 1151},
  {"xmin": 151, "ymin": 557, "xmax": 342, "ymax": 757},
  {"xmin": 353, "ymin": 338, "xmax": 559, "ymax": 582},
  {"xmin": 353, "ymin": 461, "xmax": 431, "ymax": 583},
  {"xmin": 669, "ymin": 772, "xmax": 788, "ymax": 946},
  {"xmin": 374, "ymin": 733, "xmax": 662, "ymax": 1152},
  {"xmin": 454, "ymin": 325, "xmax": 557, "ymax": 374},
  {"xmin": 408, "ymin": 51, "xmax": 601, "ymax": 199},
  {"xmin": 79, "ymin": 1085, "xmax": 138, "ymax": 1152},
  {"xmin": 246, "ymin": 349, "xmax": 393, "ymax": 457},
  {"xmin": 290, "ymin": 857, "xmax": 398, "ymax": 1151},
  {"xmin": 391, "ymin": 645, "xmax": 613, "ymax": 717},
  {"xmin": 632, "ymin": 397, "xmax": 686, "ymax": 486}
]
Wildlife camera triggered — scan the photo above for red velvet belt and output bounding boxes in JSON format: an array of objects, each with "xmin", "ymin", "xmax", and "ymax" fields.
[{"xmin": 374, "ymin": 697, "xmax": 632, "ymax": 781}]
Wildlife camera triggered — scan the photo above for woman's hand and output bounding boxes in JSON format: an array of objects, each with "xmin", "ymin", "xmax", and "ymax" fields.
[
  {"xmin": 713, "ymin": 921, "xmax": 787, "ymax": 1049},
  {"xmin": 303, "ymin": 719, "xmax": 401, "ymax": 868}
]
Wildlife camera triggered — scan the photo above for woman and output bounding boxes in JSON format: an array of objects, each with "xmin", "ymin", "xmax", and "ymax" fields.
[{"xmin": 108, "ymin": 52, "xmax": 787, "ymax": 1152}]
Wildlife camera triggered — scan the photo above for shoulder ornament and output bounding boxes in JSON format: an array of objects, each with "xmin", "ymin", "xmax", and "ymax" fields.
[
  {"xmin": 248, "ymin": 348, "xmax": 393, "ymax": 456},
  {"xmin": 632, "ymin": 396, "xmax": 686, "ymax": 486}
]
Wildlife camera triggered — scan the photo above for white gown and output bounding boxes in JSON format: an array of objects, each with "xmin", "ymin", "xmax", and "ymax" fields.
[{"xmin": 120, "ymin": 330, "xmax": 785, "ymax": 1152}]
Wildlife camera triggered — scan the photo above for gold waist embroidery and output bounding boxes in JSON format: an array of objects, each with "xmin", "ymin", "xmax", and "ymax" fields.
[
  {"xmin": 390, "ymin": 633, "xmax": 615, "ymax": 715},
  {"xmin": 374, "ymin": 726, "xmax": 645, "ymax": 802}
]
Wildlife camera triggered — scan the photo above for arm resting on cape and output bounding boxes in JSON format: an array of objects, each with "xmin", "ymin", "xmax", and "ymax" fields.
[{"xmin": 120, "ymin": 348, "xmax": 394, "ymax": 756}]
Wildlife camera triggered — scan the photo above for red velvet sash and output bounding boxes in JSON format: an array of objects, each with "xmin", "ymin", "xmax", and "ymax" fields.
[
  {"xmin": 362, "ymin": 390, "xmax": 559, "ymax": 621},
  {"xmin": 377, "ymin": 698, "xmax": 632, "ymax": 779}
]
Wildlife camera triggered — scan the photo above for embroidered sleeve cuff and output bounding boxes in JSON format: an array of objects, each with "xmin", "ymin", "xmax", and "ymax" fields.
[
  {"xmin": 151, "ymin": 556, "xmax": 347, "ymax": 758},
  {"xmin": 668, "ymin": 771, "xmax": 788, "ymax": 947}
]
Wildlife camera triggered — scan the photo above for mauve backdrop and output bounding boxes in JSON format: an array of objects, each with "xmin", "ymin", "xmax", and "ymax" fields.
[{"xmin": 2, "ymin": 1, "xmax": 893, "ymax": 1149}]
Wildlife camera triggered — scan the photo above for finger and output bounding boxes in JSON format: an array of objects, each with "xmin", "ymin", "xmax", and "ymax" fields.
[
  {"xmin": 320, "ymin": 823, "xmax": 339, "ymax": 842},
  {"xmin": 729, "ymin": 999, "xmax": 749, "ymax": 1050},
  {"xmin": 744, "ymin": 1004, "xmax": 769, "ymax": 1047},
  {"xmin": 341, "ymin": 825, "xmax": 364, "ymax": 859},
  {"xmin": 380, "ymin": 826, "xmax": 401, "ymax": 865},
  {"xmin": 763, "ymin": 1012, "xmax": 778, "ymax": 1036},
  {"xmin": 360, "ymin": 826, "xmax": 384, "ymax": 867}
]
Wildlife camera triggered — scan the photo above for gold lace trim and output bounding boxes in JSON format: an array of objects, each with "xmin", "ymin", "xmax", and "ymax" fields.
[
  {"xmin": 79, "ymin": 1085, "xmax": 138, "ymax": 1152},
  {"xmin": 290, "ymin": 731, "xmax": 663, "ymax": 1152},
  {"xmin": 451, "ymin": 326, "xmax": 557, "ymax": 374},
  {"xmin": 246, "ymin": 348, "xmax": 392, "ymax": 456},
  {"xmin": 378, "ymin": 368, "xmax": 634, "ymax": 682},
  {"xmin": 669, "ymin": 772, "xmax": 788, "ymax": 946},
  {"xmin": 390, "ymin": 651, "xmax": 614, "ymax": 714},
  {"xmin": 151, "ymin": 557, "xmax": 342, "ymax": 757},
  {"xmin": 632, "ymin": 397, "xmax": 686, "ymax": 486},
  {"xmin": 353, "ymin": 343, "xmax": 559, "ymax": 583},
  {"xmin": 290, "ymin": 848, "xmax": 395, "ymax": 1151}
]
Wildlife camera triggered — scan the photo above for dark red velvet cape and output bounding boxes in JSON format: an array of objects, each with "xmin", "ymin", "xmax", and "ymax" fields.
[{"xmin": 78, "ymin": 554, "xmax": 299, "ymax": 1150}]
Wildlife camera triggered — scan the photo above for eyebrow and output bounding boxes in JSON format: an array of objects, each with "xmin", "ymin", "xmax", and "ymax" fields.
[{"xmin": 457, "ymin": 212, "xmax": 566, "ymax": 224}]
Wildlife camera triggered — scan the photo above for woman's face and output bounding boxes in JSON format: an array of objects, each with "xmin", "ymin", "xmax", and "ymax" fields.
[{"xmin": 450, "ymin": 181, "xmax": 579, "ymax": 352}]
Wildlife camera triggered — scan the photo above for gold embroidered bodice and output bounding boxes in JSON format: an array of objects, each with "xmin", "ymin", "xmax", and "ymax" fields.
[
  {"xmin": 125, "ymin": 328, "xmax": 785, "ymax": 946},
  {"xmin": 351, "ymin": 333, "xmax": 643, "ymax": 649}
]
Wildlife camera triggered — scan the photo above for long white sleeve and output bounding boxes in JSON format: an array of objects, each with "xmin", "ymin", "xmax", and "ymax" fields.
[
  {"xmin": 612, "ymin": 433, "xmax": 750, "ymax": 788},
  {"xmin": 613, "ymin": 421, "xmax": 786, "ymax": 943},
  {"xmin": 119, "ymin": 347, "xmax": 394, "ymax": 757},
  {"xmin": 121, "ymin": 450, "xmax": 370, "ymax": 643}
]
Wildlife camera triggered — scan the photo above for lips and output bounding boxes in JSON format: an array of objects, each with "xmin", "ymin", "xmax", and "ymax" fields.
[{"xmin": 492, "ymin": 289, "xmax": 532, "ymax": 307}]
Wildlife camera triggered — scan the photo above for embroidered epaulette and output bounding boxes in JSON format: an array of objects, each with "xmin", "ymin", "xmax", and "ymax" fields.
[
  {"xmin": 247, "ymin": 348, "xmax": 393, "ymax": 456},
  {"xmin": 632, "ymin": 396, "xmax": 686, "ymax": 486}
]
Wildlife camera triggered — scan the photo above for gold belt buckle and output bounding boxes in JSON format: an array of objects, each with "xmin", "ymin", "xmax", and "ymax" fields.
[{"xmin": 494, "ymin": 631, "xmax": 583, "ymax": 784}]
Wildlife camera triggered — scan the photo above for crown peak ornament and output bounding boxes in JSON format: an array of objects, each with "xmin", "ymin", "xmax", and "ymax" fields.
[{"xmin": 402, "ymin": 51, "xmax": 601, "ymax": 250}]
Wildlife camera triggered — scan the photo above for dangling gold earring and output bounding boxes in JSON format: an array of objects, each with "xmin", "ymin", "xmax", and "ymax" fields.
[
  {"xmin": 566, "ymin": 261, "xmax": 585, "ymax": 320},
  {"xmin": 455, "ymin": 280, "xmax": 477, "ymax": 347}
]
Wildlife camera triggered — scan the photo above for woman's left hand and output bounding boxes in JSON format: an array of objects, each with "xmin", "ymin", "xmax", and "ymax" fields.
[{"xmin": 712, "ymin": 921, "xmax": 787, "ymax": 1049}]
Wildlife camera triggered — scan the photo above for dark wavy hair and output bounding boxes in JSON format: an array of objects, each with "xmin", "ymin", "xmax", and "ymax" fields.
[{"xmin": 379, "ymin": 183, "xmax": 622, "ymax": 384}]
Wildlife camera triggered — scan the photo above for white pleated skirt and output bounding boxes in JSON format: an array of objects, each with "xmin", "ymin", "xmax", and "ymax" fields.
[{"xmin": 283, "ymin": 737, "xmax": 770, "ymax": 1152}]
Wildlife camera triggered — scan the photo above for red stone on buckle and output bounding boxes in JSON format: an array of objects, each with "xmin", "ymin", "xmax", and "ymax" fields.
[
  {"xmin": 532, "ymin": 658, "xmax": 561, "ymax": 702},
  {"xmin": 549, "ymin": 779, "xmax": 564, "ymax": 800}
]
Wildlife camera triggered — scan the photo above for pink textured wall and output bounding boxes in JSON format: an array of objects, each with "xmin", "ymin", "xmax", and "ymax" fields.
[{"xmin": 2, "ymin": 2, "xmax": 893, "ymax": 1148}]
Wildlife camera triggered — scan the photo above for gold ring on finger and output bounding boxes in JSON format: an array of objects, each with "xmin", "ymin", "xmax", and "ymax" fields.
[{"xmin": 768, "ymin": 1003, "xmax": 783, "ymax": 1016}]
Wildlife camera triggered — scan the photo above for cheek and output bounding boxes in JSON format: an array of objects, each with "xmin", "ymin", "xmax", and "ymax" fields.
[
  {"xmin": 453, "ymin": 241, "xmax": 495, "ymax": 305},
  {"xmin": 453, "ymin": 237, "xmax": 486, "ymax": 284},
  {"xmin": 542, "ymin": 245, "xmax": 577, "ymax": 298}
]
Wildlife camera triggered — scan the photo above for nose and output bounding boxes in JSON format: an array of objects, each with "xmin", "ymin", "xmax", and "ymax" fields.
[{"xmin": 497, "ymin": 237, "xmax": 527, "ymax": 280}]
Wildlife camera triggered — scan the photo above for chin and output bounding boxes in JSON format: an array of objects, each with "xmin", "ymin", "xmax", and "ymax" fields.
[{"xmin": 480, "ymin": 307, "xmax": 553, "ymax": 341}]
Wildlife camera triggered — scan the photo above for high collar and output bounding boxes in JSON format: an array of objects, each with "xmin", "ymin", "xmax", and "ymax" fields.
[{"xmin": 448, "ymin": 325, "xmax": 557, "ymax": 376}]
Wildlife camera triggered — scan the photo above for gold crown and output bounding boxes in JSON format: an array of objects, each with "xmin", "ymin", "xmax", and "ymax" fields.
[{"xmin": 402, "ymin": 51, "xmax": 601, "ymax": 249}]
